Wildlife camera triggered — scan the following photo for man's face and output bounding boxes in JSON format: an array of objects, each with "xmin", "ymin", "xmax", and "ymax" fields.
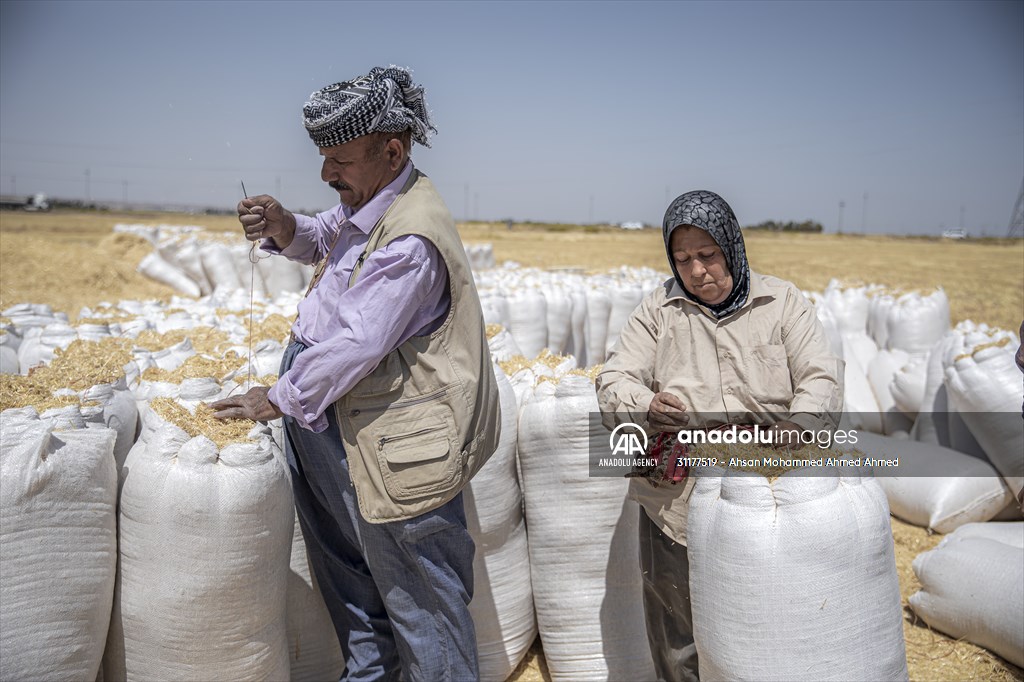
[{"xmin": 319, "ymin": 135, "xmax": 403, "ymax": 211}]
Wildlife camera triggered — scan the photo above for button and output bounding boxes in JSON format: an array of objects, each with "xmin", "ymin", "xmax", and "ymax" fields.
[
  {"xmin": 351, "ymin": 409, "xmax": 361, "ymax": 416},
  {"xmin": 731, "ymin": 415, "xmax": 741, "ymax": 423},
  {"xmin": 725, "ymin": 387, "xmax": 734, "ymax": 394}
]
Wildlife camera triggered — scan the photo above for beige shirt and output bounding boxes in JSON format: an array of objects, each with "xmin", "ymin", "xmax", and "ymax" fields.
[{"xmin": 596, "ymin": 271, "xmax": 844, "ymax": 544}]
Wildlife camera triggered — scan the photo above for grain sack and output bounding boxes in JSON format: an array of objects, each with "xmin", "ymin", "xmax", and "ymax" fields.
[
  {"xmin": 17, "ymin": 322, "xmax": 77, "ymax": 374},
  {"xmin": 815, "ymin": 304, "xmax": 846, "ymax": 360},
  {"xmin": 944, "ymin": 337, "xmax": 1024, "ymax": 503},
  {"xmin": 688, "ymin": 468, "xmax": 907, "ymax": 681},
  {"xmin": 604, "ymin": 286, "xmax": 644, "ymax": 356},
  {"xmin": 284, "ymin": 513, "xmax": 347, "ymax": 681},
  {"xmin": 486, "ymin": 324, "xmax": 523, "ymax": 362},
  {"xmin": 545, "ymin": 287, "xmax": 574, "ymax": 355},
  {"xmin": 568, "ymin": 288, "xmax": 588, "ymax": 366},
  {"xmin": 171, "ymin": 238, "xmax": 213, "ymax": 295},
  {"xmin": 256, "ymin": 252, "xmax": 311, "ymax": 293},
  {"xmin": 506, "ymin": 291, "xmax": 548, "ymax": 359},
  {"xmin": 838, "ymin": 345, "xmax": 884, "ymax": 434},
  {"xmin": 231, "ymin": 243, "xmax": 268, "ymax": 296},
  {"xmin": 941, "ymin": 521, "xmax": 1024, "ymax": 548},
  {"xmin": 518, "ymin": 376, "xmax": 655, "ymax": 680},
  {"xmin": 850, "ymin": 431, "xmax": 1014, "ymax": 533},
  {"xmin": 464, "ymin": 365, "xmax": 536, "ymax": 681},
  {"xmin": 584, "ymin": 288, "xmax": 612, "ymax": 366},
  {"xmin": 103, "ymin": 402, "xmax": 293, "ymax": 681},
  {"xmin": 867, "ymin": 349, "xmax": 914, "ymax": 435},
  {"xmin": 820, "ymin": 282, "xmax": 870, "ymax": 335},
  {"xmin": 137, "ymin": 251, "xmax": 202, "ymax": 298},
  {"xmin": 868, "ymin": 293, "xmax": 895, "ymax": 350},
  {"xmin": 909, "ymin": 340, "xmax": 951, "ymax": 446},
  {"xmin": 885, "ymin": 289, "xmax": 950, "ymax": 355},
  {"xmin": 199, "ymin": 242, "xmax": 242, "ymax": 292},
  {"xmin": 0, "ymin": 408, "xmax": 118, "ymax": 682},
  {"xmin": 480, "ymin": 291, "xmax": 511, "ymax": 328},
  {"xmin": 909, "ymin": 531, "xmax": 1024, "ymax": 667},
  {"xmin": 890, "ymin": 354, "xmax": 929, "ymax": 417}
]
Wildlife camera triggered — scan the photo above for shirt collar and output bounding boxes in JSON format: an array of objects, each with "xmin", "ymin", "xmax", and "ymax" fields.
[{"xmin": 343, "ymin": 161, "xmax": 414, "ymax": 235}]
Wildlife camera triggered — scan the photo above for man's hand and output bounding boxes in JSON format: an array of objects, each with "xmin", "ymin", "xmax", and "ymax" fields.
[
  {"xmin": 767, "ymin": 419, "xmax": 806, "ymax": 450},
  {"xmin": 238, "ymin": 195, "xmax": 297, "ymax": 249},
  {"xmin": 209, "ymin": 386, "xmax": 283, "ymax": 423},
  {"xmin": 648, "ymin": 392, "xmax": 689, "ymax": 433}
]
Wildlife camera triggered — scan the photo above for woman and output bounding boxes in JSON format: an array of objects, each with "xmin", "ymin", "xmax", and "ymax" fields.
[{"xmin": 596, "ymin": 190, "xmax": 843, "ymax": 681}]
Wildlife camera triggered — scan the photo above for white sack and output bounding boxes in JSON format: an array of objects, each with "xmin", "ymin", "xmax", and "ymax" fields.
[
  {"xmin": 506, "ymin": 291, "xmax": 548, "ymax": 359},
  {"xmin": 465, "ymin": 366, "xmax": 536, "ymax": 681},
  {"xmin": 137, "ymin": 251, "xmax": 201, "ymax": 298},
  {"xmin": 688, "ymin": 469, "xmax": 907, "ymax": 681},
  {"xmin": 0, "ymin": 409, "xmax": 118, "ymax": 682},
  {"xmin": 517, "ymin": 377, "xmax": 655, "ymax": 680},
  {"xmin": 103, "ymin": 409, "xmax": 293, "ymax": 681},
  {"xmin": 885, "ymin": 289, "xmax": 950, "ymax": 355},
  {"xmin": 910, "ymin": 533, "xmax": 1024, "ymax": 667},
  {"xmin": 850, "ymin": 431, "xmax": 1013, "ymax": 533},
  {"xmin": 944, "ymin": 338, "xmax": 1024, "ymax": 503}
]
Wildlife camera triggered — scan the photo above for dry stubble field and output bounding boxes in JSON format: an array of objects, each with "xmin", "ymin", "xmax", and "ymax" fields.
[{"xmin": 1, "ymin": 210, "xmax": 1022, "ymax": 681}]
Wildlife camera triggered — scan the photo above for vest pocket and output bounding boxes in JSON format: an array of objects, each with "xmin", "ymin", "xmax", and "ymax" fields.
[{"xmin": 372, "ymin": 402, "xmax": 462, "ymax": 501}]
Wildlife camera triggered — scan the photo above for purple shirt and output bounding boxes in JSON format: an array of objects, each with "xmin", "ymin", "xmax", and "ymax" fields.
[{"xmin": 263, "ymin": 162, "xmax": 450, "ymax": 432}]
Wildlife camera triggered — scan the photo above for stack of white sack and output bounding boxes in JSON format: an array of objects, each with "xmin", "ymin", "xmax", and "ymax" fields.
[
  {"xmin": 0, "ymin": 407, "xmax": 118, "ymax": 682},
  {"xmin": 476, "ymin": 265, "xmax": 664, "ymax": 366},
  {"xmin": 909, "ymin": 522, "xmax": 1024, "ymax": 668},
  {"xmin": 463, "ymin": 364, "xmax": 537, "ymax": 680},
  {"xmin": 127, "ymin": 223, "xmax": 504, "ymax": 297},
  {"xmin": 687, "ymin": 466, "xmax": 908, "ymax": 681},
  {"xmin": 517, "ymin": 369, "xmax": 656, "ymax": 680}
]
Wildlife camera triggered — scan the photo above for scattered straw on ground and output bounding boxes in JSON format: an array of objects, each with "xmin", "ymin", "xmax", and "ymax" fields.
[
  {"xmin": 149, "ymin": 397, "xmax": 254, "ymax": 448},
  {"xmin": 485, "ymin": 323, "xmax": 505, "ymax": 339}
]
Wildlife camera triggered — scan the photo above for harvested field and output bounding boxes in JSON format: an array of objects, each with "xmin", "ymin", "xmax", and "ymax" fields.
[{"xmin": 2, "ymin": 209, "xmax": 1021, "ymax": 681}]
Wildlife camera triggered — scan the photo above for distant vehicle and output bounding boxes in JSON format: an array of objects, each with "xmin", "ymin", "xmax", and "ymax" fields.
[
  {"xmin": 0, "ymin": 193, "xmax": 50, "ymax": 211},
  {"xmin": 941, "ymin": 228, "xmax": 967, "ymax": 240},
  {"xmin": 619, "ymin": 221, "xmax": 645, "ymax": 230}
]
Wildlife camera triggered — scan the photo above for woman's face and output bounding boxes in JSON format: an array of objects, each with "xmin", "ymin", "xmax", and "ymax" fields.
[{"xmin": 670, "ymin": 225, "xmax": 733, "ymax": 305}]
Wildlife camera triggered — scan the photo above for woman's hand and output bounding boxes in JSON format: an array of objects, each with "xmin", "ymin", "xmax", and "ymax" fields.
[{"xmin": 648, "ymin": 392, "xmax": 689, "ymax": 433}]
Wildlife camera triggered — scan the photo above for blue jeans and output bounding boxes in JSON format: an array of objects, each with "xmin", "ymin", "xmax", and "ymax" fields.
[{"xmin": 280, "ymin": 341, "xmax": 478, "ymax": 681}]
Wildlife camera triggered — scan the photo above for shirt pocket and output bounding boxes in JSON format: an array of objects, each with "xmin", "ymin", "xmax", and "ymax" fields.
[{"xmin": 746, "ymin": 344, "xmax": 794, "ymax": 406}]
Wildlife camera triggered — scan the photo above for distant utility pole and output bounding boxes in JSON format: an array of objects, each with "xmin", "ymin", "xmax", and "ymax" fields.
[
  {"xmin": 861, "ymin": 192, "xmax": 868, "ymax": 232},
  {"xmin": 838, "ymin": 200, "xmax": 845, "ymax": 233}
]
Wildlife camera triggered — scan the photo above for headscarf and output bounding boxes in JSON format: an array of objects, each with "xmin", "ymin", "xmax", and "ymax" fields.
[
  {"xmin": 662, "ymin": 190, "xmax": 751, "ymax": 319},
  {"xmin": 302, "ymin": 66, "xmax": 436, "ymax": 148}
]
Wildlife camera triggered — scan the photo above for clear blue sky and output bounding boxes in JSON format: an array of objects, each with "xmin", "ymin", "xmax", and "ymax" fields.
[{"xmin": 2, "ymin": 0, "xmax": 1022, "ymax": 235}]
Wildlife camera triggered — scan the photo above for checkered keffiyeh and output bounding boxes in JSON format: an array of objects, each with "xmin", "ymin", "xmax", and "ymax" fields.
[{"xmin": 302, "ymin": 66, "xmax": 436, "ymax": 148}]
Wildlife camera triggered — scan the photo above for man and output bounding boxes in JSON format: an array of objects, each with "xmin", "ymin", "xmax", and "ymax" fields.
[{"xmin": 211, "ymin": 66, "xmax": 501, "ymax": 681}]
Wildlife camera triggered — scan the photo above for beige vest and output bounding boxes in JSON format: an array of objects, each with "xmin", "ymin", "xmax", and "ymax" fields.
[{"xmin": 331, "ymin": 170, "xmax": 501, "ymax": 523}]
